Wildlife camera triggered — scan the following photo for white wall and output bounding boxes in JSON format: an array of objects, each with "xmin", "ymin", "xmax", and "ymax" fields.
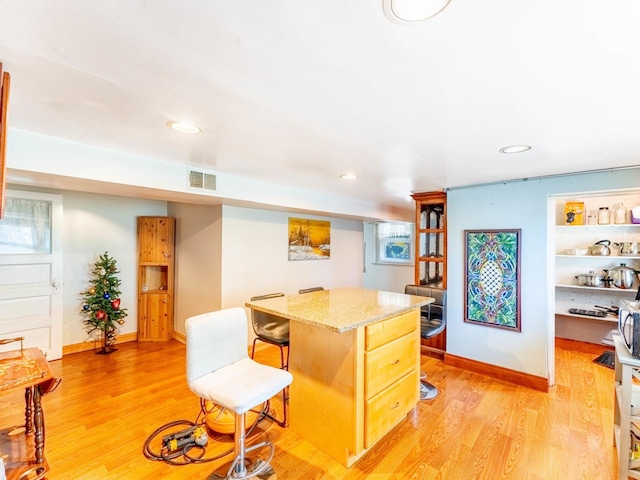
[
  {"xmin": 169, "ymin": 202, "xmax": 222, "ymax": 336},
  {"xmin": 362, "ymin": 222, "xmax": 414, "ymax": 293},
  {"xmin": 447, "ymin": 167, "xmax": 640, "ymax": 382},
  {"xmin": 218, "ymin": 205, "xmax": 364, "ymax": 312},
  {"xmin": 8, "ymin": 129, "xmax": 410, "ymax": 222},
  {"xmin": 30, "ymin": 189, "xmax": 368, "ymax": 348},
  {"xmin": 60, "ymin": 190, "xmax": 167, "ymax": 345}
]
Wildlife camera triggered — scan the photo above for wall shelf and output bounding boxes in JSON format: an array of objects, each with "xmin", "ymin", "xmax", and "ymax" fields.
[
  {"xmin": 557, "ymin": 223, "xmax": 640, "ymax": 230},
  {"xmin": 556, "ymin": 254, "xmax": 640, "ymax": 259},
  {"xmin": 554, "ymin": 192, "xmax": 640, "ymax": 344},
  {"xmin": 556, "ymin": 284, "xmax": 638, "ymax": 293}
]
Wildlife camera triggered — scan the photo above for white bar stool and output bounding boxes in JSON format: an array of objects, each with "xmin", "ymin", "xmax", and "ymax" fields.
[{"xmin": 186, "ymin": 308, "xmax": 293, "ymax": 479}]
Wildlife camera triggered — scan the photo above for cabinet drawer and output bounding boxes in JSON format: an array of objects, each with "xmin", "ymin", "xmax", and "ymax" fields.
[
  {"xmin": 364, "ymin": 370, "xmax": 418, "ymax": 448},
  {"xmin": 365, "ymin": 332, "xmax": 418, "ymax": 398},
  {"xmin": 365, "ymin": 310, "xmax": 418, "ymax": 351}
]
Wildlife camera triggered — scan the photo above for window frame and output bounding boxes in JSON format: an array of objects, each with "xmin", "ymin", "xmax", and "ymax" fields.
[{"xmin": 373, "ymin": 221, "xmax": 415, "ymax": 265}]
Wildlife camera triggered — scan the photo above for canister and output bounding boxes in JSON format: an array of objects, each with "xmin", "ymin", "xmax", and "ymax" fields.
[
  {"xmin": 614, "ymin": 203, "xmax": 628, "ymax": 224},
  {"xmin": 598, "ymin": 207, "xmax": 610, "ymax": 225}
]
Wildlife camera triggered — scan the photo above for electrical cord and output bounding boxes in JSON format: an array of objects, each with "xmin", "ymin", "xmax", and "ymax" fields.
[{"xmin": 142, "ymin": 400, "xmax": 271, "ymax": 466}]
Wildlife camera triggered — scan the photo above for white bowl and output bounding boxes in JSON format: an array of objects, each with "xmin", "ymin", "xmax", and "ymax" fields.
[{"xmin": 565, "ymin": 248, "xmax": 589, "ymax": 255}]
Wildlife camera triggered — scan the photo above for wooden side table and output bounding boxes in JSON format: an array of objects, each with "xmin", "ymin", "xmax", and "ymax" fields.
[{"xmin": 0, "ymin": 347, "xmax": 59, "ymax": 480}]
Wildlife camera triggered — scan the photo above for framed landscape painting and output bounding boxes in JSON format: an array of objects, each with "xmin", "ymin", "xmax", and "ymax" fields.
[
  {"xmin": 464, "ymin": 229, "xmax": 521, "ymax": 331},
  {"xmin": 288, "ymin": 217, "xmax": 330, "ymax": 261}
]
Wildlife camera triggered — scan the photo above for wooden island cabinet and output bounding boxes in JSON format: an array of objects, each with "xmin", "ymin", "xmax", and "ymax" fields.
[
  {"xmin": 246, "ymin": 288, "xmax": 432, "ymax": 467},
  {"xmin": 137, "ymin": 217, "xmax": 175, "ymax": 342}
]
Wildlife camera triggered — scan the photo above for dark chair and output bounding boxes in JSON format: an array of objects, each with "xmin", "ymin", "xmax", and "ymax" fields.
[
  {"xmin": 249, "ymin": 292, "xmax": 290, "ymax": 426},
  {"xmin": 250, "ymin": 293, "xmax": 289, "ymax": 370},
  {"xmin": 298, "ymin": 286, "xmax": 324, "ymax": 294},
  {"xmin": 404, "ymin": 284, "xmax": 447, "ymax": 400}
]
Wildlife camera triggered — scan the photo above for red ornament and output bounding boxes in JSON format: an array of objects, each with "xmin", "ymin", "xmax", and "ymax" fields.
[
  {"xmin": 96, "ymin": 310, "xmax": 106, "ymax": 320},
  {"xmin": 111, "ymin": 298, "xmax": 121, "ymax": 309}
]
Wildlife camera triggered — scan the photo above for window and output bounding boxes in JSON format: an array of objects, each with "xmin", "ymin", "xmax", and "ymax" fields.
[
  {"xmin": 0, "ymin": 197, "xmax": 51, "ymax": 254},
  {"xmin": 374, "ymin": 221, "xmax": 414, "ymax": 264}
]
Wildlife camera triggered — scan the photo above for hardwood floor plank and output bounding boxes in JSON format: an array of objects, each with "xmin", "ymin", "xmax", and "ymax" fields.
[{"xmin": 0, "ymin": 339, "xmax": 619, "ymax": 479}]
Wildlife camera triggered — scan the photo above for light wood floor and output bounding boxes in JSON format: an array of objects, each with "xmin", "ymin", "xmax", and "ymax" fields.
[{"xmin": 0, "ymin": 339, "xmax": 617, "ymax": 479}]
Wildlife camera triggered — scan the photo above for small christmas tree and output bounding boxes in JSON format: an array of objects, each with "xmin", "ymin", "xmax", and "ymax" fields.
[{"xmin": 81, "ymin": 252, "xmax": 127, "ymax": 354}]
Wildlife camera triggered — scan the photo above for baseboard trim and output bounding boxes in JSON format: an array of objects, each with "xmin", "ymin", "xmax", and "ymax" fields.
[
  {"xmin": 62, "ymin": 332, "xmax": 138, "ymax": 356},
  {"xmin": 420, "ymin": 345, "xmax": 444, "ymax": 360},
  {"xmin": 444, "ymin": 352, "xmax": 549, "ymax": 392},
  {"xmin": 172, "ymin": 331, "xmax": 186, "ymax": 344},
  {"xmin": 555, "ymin": 336, "xmax": 610, "ymax": 355}
]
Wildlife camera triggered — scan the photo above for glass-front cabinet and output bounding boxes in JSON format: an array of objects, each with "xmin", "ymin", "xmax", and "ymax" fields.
[{"xmin": 413, "ymin": 191, "xmax": 447, "ymax": 288}]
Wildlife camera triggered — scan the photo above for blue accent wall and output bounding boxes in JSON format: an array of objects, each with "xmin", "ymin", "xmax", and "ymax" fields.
[{"xmin": 447, "ymin": 167, "xmax": 640, "ymax": 383}]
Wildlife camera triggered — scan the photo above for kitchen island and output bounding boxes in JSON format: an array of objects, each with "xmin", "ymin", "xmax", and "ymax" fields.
[{"xmin": 245, "ymin": 287, "xmax": 433, "ymax": 467}]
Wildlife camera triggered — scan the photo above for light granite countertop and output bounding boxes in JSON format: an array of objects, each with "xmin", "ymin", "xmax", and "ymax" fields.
[{"xmin": 245, "ymin": 287, "xmax": 433, "ymax": 333}]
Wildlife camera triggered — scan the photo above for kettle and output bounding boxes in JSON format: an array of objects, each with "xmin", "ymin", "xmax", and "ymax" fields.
[
  {"xmin": 589, "ymin": 240, "xmax": 611, "ymax": 256},
  {"xmin": 614, "ymin": 242, "xmax": 640, "ymax": 255},
  {"xmin": 609, "ymin": 263, "xmax": 638, "ymax": 289}
]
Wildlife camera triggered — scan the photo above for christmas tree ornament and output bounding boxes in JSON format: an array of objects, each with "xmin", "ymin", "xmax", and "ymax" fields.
[{"xmin": 80, "ymin": 252, "xmax": 127, "ymax": 354}]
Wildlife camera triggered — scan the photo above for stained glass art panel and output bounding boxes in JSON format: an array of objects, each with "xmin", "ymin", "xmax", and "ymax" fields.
[{"xmin": 464, "ymin": 229, "xmax": 521, "ymax": 331}]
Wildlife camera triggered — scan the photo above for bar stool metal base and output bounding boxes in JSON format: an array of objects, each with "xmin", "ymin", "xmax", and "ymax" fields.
[
  {"xmin": 207, "ymin": 442, "xmax": 276, "ymax": 480},
  {"xmin": 209, "ymin": 411, "xmax": 277, "ymax": 480},
  {"xmin": 420, "ymin": 381, "xmax": 438, "ymax": 400}
]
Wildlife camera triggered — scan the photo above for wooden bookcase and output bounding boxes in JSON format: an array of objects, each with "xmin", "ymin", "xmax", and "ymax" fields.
[
  {"xmin": 137, "ymin": 216, "xmax": 175, "ymax": 342},
  {"xmin": 412, "ymin": 191, "xmax": 447, "ymax": 354}
]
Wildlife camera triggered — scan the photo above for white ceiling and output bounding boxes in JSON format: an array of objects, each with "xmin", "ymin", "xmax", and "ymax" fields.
[{"xmin": 1, "ymin": 0, "xmax": 640, "ymax": 211}]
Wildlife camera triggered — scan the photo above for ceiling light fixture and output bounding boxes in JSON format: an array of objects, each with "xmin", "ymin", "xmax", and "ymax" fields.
[
  {"xmin": 499, "ymin": 145, "xmax": 531, "ymax": 154},
  {"xmin": 167, "ymin": 121, "xmax": 201, "ymax": 134},
  {"xmin": 340, "ymin": 174, "xmax": 358, "ymax": 180},
  {"xmin": 382, "ymin": 0, "xmax": 452, "ymax": 24}
]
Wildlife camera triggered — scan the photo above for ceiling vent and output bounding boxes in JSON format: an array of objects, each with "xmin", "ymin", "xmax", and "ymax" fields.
[{"xmin": 188, "ymin": 168, "xmax": 217, "ymax": 193}]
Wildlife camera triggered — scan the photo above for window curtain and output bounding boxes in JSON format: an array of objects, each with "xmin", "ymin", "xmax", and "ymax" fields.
[{"xmin": 0, "ymin": 197, "xmax": 51, "ymax": 254}]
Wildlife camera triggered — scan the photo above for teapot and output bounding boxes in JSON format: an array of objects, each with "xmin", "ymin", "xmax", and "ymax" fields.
[{"xmin": 589, "ymin": 240, "xmax": 611, "ymax": 256}]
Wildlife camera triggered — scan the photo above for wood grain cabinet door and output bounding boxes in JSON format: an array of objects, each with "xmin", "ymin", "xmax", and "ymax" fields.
[
  {"xmin": 138, "ymin": 292, "xmax": 171, "ymax": 341},
  {"xmin": 137, "ymin": 217, "xmax": 175, "ymax": 263}
]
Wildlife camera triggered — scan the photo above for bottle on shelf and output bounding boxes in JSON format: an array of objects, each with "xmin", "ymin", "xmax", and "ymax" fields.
[{"xmin": 614, "ymin": 203, "xmax": 628, "ymax": 224}]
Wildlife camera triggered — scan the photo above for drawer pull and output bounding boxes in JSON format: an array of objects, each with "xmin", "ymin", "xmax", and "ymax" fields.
[
  {"xmin": 390, "ymin": 401, "xmax": 400, "ymax": 409},
  {"xmin": 391, "ymin": 359, "xmax": 400, "ymax": 365}
]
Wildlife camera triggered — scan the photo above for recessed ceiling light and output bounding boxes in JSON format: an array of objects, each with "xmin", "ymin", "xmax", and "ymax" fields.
[
  {"xmin": 499, "ymin": 145, "xmax": 531, "ymax": 154},
  {"xmin": 167, "ymin": 121, "xmax": 201, "ymax": 134},
  {"xmin": 382, "ymin": 0, "xmax": 451, "ymax": 24},
  {"xmin": 340, "ymin": 174, "xmax": 358, "ymax": 180}
]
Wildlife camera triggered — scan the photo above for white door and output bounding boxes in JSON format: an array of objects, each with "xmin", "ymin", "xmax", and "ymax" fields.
[{"xmin": 0, "ymin": 189, "xmax": 63, "ymax": 359}]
